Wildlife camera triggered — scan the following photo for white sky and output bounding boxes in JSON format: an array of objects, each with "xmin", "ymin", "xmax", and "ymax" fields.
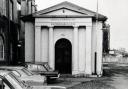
[{"xmin": 35, "ymin": 0, "xmax": 128, "ymax": 51}]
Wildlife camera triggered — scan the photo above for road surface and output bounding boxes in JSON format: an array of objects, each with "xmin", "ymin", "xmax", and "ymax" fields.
[{"xmin": 48, "ymin": 63, "xmax": 128, "ymax": 89}]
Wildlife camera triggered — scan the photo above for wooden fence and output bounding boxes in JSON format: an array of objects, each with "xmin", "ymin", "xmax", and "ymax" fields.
[{"xmin": 103, "ymin": 55, "xmax": 128, "ymax": 63}]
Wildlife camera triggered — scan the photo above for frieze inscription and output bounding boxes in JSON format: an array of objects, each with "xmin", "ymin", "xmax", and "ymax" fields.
[
  {"xmin": 50, "ymin": 18, "xmax": 75, "ymax": 21},
  {"xmin": 51, "ymin": 22, "xmax": 75, "ymax": 26}
]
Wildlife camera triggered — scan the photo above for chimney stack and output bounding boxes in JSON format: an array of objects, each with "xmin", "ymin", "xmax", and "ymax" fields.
[
  {"xmin": 21, "ymin": 0, "xmax": 36, "ymax": 15},
  {"xmin": 27, "ymin": 0, "xmax": 36, "ymax": 14},
  {"xmin": 21, "ymin": 0, "xmax": 27, "ymax": 16}
]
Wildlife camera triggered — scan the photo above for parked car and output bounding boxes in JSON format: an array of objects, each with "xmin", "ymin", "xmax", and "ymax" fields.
[
  {"xmin": 0, "ymin": 70, "xmax": 32, "ymax": 89},
  {"xmin": 25, "ymin": 62, "xmax": 60, "ymax": 80},
  {"xmin": 0, "ymin": 66, "xmax": 47, "ymax": 86},
  {"xmin": 0, "ymin": 70, "xmax": 66, "ymax": 89}
]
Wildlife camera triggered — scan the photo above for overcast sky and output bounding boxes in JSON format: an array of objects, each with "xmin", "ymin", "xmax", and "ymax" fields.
[{"xmin": 35, "ymin": 0, "xmax": 128, "ymax": 51}]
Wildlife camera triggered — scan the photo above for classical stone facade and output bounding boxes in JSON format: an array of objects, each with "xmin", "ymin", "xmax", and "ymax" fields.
[{"xmin": 22, "ymin": 1, "xmax": 107, "ymax": 76}]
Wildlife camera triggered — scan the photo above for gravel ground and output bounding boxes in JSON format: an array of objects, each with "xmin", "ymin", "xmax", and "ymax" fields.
[
  {"xmin": 48, "ymin": 63, "xmax": 128, "ymax": 89},
  {"xmin": 68, "ymin": 63, "xmax": 128, "ymax": 89}
]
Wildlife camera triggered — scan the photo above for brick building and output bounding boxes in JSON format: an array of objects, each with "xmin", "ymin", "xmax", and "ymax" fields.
[{"xmin": 0, "ymin": 0, "xmax": 21, "ymax": 65}]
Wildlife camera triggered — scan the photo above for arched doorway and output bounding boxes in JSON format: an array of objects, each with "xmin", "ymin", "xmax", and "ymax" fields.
[{"xmin": 55, "ymin": 38, "xmax": 72, "ymax": 74}]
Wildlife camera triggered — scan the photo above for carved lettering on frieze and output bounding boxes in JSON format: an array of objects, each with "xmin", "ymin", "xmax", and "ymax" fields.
[
  {"xmin": 50, "ymin": 18, "xmax": 75, "ymax": 21},
  {"xmin": 51, "ymin": 22, "xmax": 75, "ymax": 26}
]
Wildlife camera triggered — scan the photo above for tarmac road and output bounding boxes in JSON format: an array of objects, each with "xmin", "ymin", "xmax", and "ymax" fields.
[
  {"xmin": 103, "ymin": 63, "xmax": 128, "ymax": 89},
  {"xmin": 68, "ymin": 63, "xmax": 128, "ymax": 89},
  {"xmin": 48, "ymin": 63, "xmax": 128, "ymax": 89}
]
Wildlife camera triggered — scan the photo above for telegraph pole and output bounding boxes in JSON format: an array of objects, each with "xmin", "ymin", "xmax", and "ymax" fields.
[{"xmin": 94, "ymin": 0, "xmax": 99, "ymax": 75}]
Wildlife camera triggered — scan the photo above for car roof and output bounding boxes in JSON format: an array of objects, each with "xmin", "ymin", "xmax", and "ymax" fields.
[
  {"xmin": 26, "ymin": 62, "xmax": 48, "ymax": 65},
  {"xmin": 0, "ymin": 66, "xmax": 24, "ymax": 71}
]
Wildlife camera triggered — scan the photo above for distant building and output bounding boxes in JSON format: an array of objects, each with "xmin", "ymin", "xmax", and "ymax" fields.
[
  {"xmin": 21, "ymin": 1, "xmax": 107, "ymax": 76},
  {"xmin": 18, "ymin": 0, "xmax": 37, "ymax": 65},
  {"xmin": 110, "ymin": 48, "xmax": 128, "ymax": 57},
  {"xmin": 103, "ymin": 24, "xmax": 110, "ymax": 54},
  {"xmin": 0, "ymin": 0, "xmax": 21, "ymax": 65}
]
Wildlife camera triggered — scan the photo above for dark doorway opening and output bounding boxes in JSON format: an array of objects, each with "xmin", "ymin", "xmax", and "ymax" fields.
[{"xmin": 55, "ymin": 38, "xmax": 72, "ymax": 74}]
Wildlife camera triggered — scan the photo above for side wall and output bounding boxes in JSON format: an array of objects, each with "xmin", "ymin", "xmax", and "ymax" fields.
[
  {"xmin": 97, "ymin": 22, "xmax": 103, "ymax": 75},
  {"xmin": 92, "ymin": 22, "xmax": 97, "ymax": 74},
  {"xmin": 41, "ymin": 27, "xmax": 49, "ymax": 62},
  {"xmin": 92, "ymin": 21, "xmax": 103, "ymax": 75},
  {"xmin": 78, "ymin": 27, "xmax": 86, "ymax": 73},
  {"xmin": 25, "ymin": 22, "xmax": 35, "ymax": 62}
]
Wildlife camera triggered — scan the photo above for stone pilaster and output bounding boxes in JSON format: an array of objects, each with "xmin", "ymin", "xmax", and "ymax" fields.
[
  {"xmin": 72, "ymin": 26, "xmax": 79, "ymax": 74},
  {"xmin": 49, "ymin": 26, "xmax": 54, "ymax": 69},
  {"xmin": 85, "ymin": 26, "xmax": 92, "ymax": 75},
  {"xmin": 35, "ymin": 26, "xmax": 41, "ymax": 62}
]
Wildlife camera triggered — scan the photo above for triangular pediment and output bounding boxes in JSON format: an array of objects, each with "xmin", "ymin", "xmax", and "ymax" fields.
[
  {"xmin": 22, "ymin": 1, "xmax": 107, "ymax": 21},
  {"xmin": 38, "ymin": 8, "xmax": 88, "ymax": 16},
  {"xmin": 33, "ymin": 1, "xmax": 96, "ymax": 17}
]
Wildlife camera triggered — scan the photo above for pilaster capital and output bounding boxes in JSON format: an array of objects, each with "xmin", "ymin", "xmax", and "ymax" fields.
[
  {"xmin": 73, "ymin": 25, "xmax": 79, "ymax": 28},
  {"xmin": 49, "ymin": 27, "xmax": 54, "ymax": 31},
  {"xmin": 48, "ymin": 25, "xmax": 54, "ymax": 28},
  {"xmin": 35, "ymin": 25, "xmax": 41, "ymax": 30},
  {"xmin": 86, "ymin": 26, "xmax": 92, "ymax": 30},
  {"xmin": 35, "ymin": 25, "xmax": 41, "ymax": 27}
]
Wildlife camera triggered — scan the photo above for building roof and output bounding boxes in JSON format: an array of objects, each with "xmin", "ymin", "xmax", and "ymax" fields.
[
  {"xmin": 0, "ymin": 66, "xmax": 24, "ymax": 71},
  {"xmin": 21, "ymin": 1, "xmax": 107, "ymax": 21}
]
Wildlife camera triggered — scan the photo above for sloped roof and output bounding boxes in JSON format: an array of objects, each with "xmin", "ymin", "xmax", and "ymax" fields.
[{"xmin": 21, "ymin": 1, "xmax": 107, "ymax": 21}]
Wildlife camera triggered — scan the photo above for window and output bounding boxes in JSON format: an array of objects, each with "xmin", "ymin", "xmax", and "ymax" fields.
[
  {"xmin": 10, "ymin": 0, "xmax": 13, "ymax": 20},
  {"xmin": 12, "ymin": 71, "xmax": 21, "ymax": 77},
  {"xmin": 4, "ymin": 83, "xmax": 11, "ymax": 89},
  {"xmin": 2, "ymin": 0, "xmax": 7, "ymax": 16},
  {"xmin": 17, "ymin": 2, "xmax": 21, "ymax": 10},
  {"xmin": 22, "ymin": 68, "xmax": 34, "ymax": 76},
  {"xmin": 0, "ymin": 36, "xmax": 4, "ymax": 61},
  {"xmin": 5, "ymin": 73, "xmax": 24, "ymax": 89},
  {"xmin": 37, "ymin": 65, "xmax": 47, "ymax": 71}
]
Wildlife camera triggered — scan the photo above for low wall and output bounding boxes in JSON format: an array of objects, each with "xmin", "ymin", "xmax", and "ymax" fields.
[{"xmin": 103, "ymin": 55, "xmax": 128, "ymax": 63}]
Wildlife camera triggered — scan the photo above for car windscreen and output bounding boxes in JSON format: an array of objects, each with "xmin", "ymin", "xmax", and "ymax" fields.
[
  {"xmin": 28, "ymin": 64, "xmax": 47, "ymax": 71},
  {"xmin": 21, "ymin": 68, "xmax": 34, "ymax": 76},
  {"xmin": 43, "ymin": 63, "xmax": 53, "ymax": 71},
  {"xmin": 37, "ymin": 65, "xmax": 47, "ymax": 71},
  {"xmin": 5, "ymin": 73, "xmax": 25, "ymax": 89},
  {"xmin": 12, "ymin": 70, "xmax": 21, "ymax": 77}
]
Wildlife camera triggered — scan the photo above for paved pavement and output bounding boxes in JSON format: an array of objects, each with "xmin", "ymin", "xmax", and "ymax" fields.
[{"xmin": 48, "ymin": 63, "xmax": 128, "ymax": 89}]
